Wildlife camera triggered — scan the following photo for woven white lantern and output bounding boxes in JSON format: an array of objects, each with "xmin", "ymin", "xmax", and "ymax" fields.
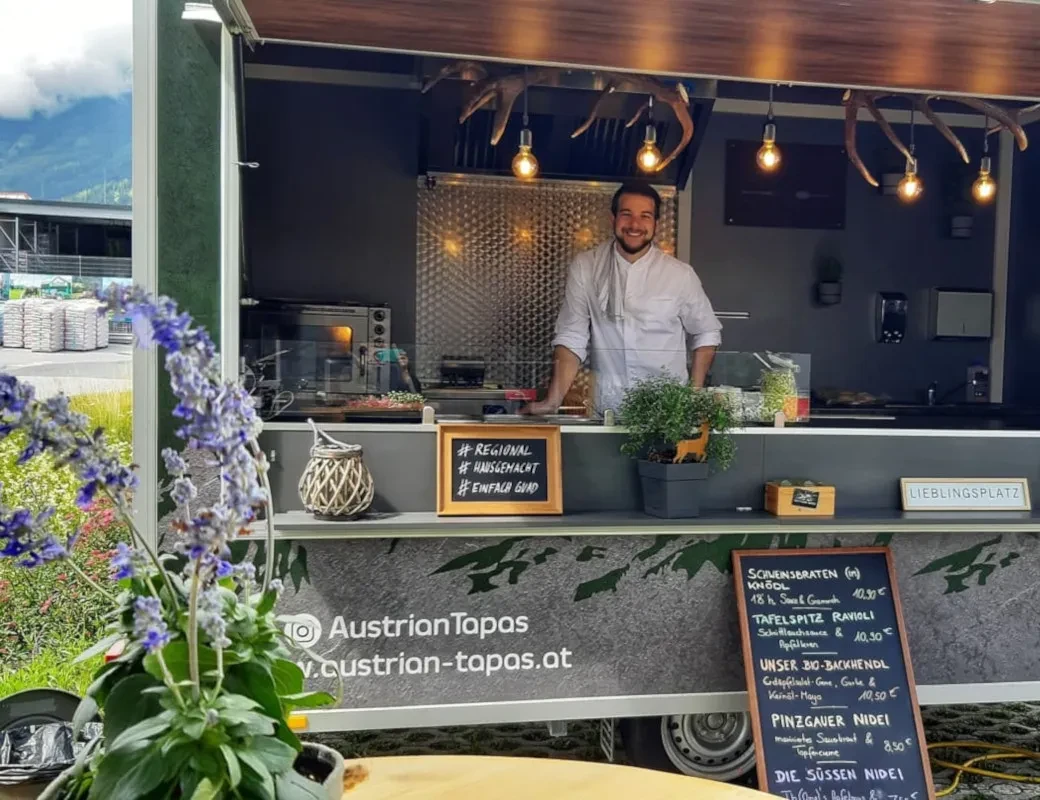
[{"xmin": 298, "ymin": 419, "xmax": 375, "ymax": 520}]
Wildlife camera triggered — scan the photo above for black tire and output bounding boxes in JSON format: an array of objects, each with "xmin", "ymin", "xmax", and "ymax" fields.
[{"xmin": 619, "ymin": 714, "xmax": 758, "ymax": 786}]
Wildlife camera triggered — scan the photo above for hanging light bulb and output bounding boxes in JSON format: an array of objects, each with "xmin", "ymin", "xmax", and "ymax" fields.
[
  {"xmin": 897, "ymin": 157, "xmax": 923, "ymax": 201},
  {"xmin": 756, "ymin": 85, "xmax": 781, "ymax": 173},
  {"xmin": 972, "ymin": 157, "xmax": 996, "ymax": 203},
  {"xmin": 512, "ymin": 128, "xmax": 539, "ymax": 180},
  {"xmin": 636, "ymin": 96, "xmax": 662, "ymax": 172},
  {"xmin": 897, "ymin": 107, "xmax": 923, "ymax": 202},
  {"xmin": 512, "ymin": 67, "xmax": 539, "ymax": 181},
  {"xmin": 972, "ymin": 117, "xmax": 997, "ymax": 204}
]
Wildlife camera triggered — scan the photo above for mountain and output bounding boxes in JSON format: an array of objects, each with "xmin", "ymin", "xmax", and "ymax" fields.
[{"xmin": 0, "ymin": 95, "xmax": 132, "ymax": 202}]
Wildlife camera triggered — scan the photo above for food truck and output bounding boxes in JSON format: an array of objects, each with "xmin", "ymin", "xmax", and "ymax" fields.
[{"xmin": 134, "ymin": 0, "xmax": 1040, "ymax": 783}]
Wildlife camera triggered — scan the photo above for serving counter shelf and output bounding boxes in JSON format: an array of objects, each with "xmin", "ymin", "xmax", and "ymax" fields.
[{"xmin": 253, "ymin": 508, "xmax": 1040, "ymax": 540}]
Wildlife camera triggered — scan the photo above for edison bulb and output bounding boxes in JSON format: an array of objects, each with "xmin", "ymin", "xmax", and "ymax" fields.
[
  {"xmin": 897, "ymin": 159, "xmax": 923, "ymax": 202},
  {"xmin": 972, "ymin": 156, "xmax": 996, "ymax": 204},
  {"xmin": 757, "ymin": 142, "xmax": 781, "ymax": 171},
  {"xmin": 512, "ymin": 147, "xmax": 539, "ymax": 180},
  {"xmin": 897, "ymin": 172, "xmax": 923, "ymax": 201},
  {"xmin": 512, "ymin": 127, "xmax": 539, "ymax": 181},
  {"xmin": 756, "ymin": 122, "xmax": 781, "ymax": 172},
  {"xmin": 637, "ymin": 142, "xmax": 662, "ymax": 172},
  {"xmin": 636, "ymin": 124, "xmax": 661, "ymax": 172}
]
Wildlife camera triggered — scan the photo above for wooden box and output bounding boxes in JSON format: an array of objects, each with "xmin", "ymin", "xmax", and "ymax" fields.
[{"xmin": 765, "ymin": 481, "xmax": 835, "ymax": 516}]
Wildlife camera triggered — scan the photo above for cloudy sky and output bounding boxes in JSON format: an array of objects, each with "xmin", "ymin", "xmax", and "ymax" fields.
[{"xmin": 0, "ymin": 0, "xmax": 132, "ymax": 119}]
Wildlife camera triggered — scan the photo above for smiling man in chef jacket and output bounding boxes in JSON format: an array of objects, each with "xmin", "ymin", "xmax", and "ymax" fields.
[{"xmin": 522, "ymin": 181, "xmax": 722, "ymax": 416}]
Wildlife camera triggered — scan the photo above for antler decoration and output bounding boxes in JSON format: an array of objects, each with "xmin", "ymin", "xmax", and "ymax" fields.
[
  {"xmin": 422, "ymin": 64, "xmax": 559, "ymax": 147},
  {"xmin": 843, "ymin": 89, "xmax": 1029, "ymax": 188},
  {"xmin": 422, "ymin": 61, "xmax": 694, "ymax": 173},
  {"xmin": 572, "ymin": 74, "xmax": 693, "ymax": 173}
]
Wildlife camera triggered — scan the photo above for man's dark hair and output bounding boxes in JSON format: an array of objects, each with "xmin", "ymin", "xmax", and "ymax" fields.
[{"xmin": 611, "ymin": 181, "xmax": 661, "ymax": 219}]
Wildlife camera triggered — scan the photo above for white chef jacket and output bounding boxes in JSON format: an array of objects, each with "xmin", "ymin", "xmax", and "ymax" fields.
[{"xmin": 552, "ymin": 240, "xmax": 722, "ymax": 413}]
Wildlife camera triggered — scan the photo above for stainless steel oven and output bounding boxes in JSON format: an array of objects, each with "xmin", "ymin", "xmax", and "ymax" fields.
[{"xmin": 242, "ymin": 300, "xmax": 391, "ymax": 398}]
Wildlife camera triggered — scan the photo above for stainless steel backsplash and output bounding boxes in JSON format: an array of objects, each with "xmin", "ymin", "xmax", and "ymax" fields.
[{"xmin": 416, "ymin": 175, "xmax": 678, "ymax": 388}]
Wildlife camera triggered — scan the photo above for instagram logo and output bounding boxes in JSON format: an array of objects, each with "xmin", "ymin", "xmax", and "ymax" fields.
[{"xmin": 283, "ymin": 613, "xmax": 322, "ymax": 648}]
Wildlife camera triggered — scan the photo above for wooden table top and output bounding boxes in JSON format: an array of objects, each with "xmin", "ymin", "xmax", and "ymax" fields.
[{"xmin": 341, "ymin": 755, "xmax": 778, "ymax": 799}]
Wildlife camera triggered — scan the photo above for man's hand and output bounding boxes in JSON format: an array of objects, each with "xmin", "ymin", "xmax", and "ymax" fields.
[{"xmin": 519, "ymin": 398, "xmax": 559, "ymax": 416}]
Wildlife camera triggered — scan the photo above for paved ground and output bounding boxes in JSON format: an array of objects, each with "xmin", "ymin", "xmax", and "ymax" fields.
[
  {"xmin": 0, "ymin": 344, "xmax": 132, "ymax": 397},
  {"xmin": 309, "ymin": 705, "xmax": 1040, "ymax": 799}
]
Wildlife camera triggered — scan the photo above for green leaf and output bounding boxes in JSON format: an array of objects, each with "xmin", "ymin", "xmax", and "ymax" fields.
[
  {"xmin": 189, "ymin": 778, "xmax": 222, "ymax": 800},
  {"xmin": 223, "ymin": 710, "xmax": 276, "ymax": 736},
  {"xmin": 107, "ymin": 711, "xmax": 175, "ymax": 754},
  {"xmin": 102, "ymin": 674, "xmax": 163, "ymax": 745},
  {"xmin": 238, "ymin": 750, "xmax": 276, "ymax": 800},
  {"xmin": 86, "ymin": 662, "xmax": 124, "ymax": 706},
  {"xmin": 88, "ymin": 745, "xmax": 166, "ymax": 800},
  {"xmin": 271, "ymin": 659, "xmax": 305, "ymax": 695},
  {"xmin": 74, "ymin": 633, "xmax": 123, "ymax": 664},
  {"xmin": 247, "ymin": 735, "xmax": 297, "ymax": 774},
  {"xmin": 182, "ymin": 719, "xmax": 206, "ymax": 740},
  {"xmin": 71, "ymin": 696, "xmax": 99, "ymax": 737},
  {"xmin": 256, "ymin": 589, "xmax": 278, "ymax": 616},
  {"xmin": 275, "ymin": 721, "xmax": 303, "ymax": 753},
  {"xmin": 218, "ymin": 693, "xmax": 262, "ymax": 712},
  {"xmin": 220, "ymin": 744, "xmax": 243, "ymax": 789},
  {"xmin": 145, "ymin": 640, "xmax": 220, "ymax": 684},
  {"xmin": 223, "ymin": 662, "xmax": 281, "ymax": 719},
  {"xmin": 281, "ymin": 691, "xmax": 335, "ymax": 709}
]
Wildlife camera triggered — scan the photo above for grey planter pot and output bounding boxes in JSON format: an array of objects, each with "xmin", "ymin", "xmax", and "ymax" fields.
[
  {"xmin": 637, "ymin": 459, "xmax": 710, "ymax": 518},
  {"xmin": 277, "ymin": 741, "xmax": 346, "ymax": 799}
]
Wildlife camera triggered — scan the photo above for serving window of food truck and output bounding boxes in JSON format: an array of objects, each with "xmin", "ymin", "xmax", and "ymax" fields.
[{"xmin": 139, "ymin": 0, "xmax": 1040, "ymax": 783}]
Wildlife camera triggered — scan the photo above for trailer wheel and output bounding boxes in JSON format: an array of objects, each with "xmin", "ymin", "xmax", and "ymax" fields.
[{"xmin": 619, "ymin": 713, "xmax": 757, "ymax": 784}]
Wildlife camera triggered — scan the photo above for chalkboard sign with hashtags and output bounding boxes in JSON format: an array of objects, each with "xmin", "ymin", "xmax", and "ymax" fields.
[{"xmin": 437, "ymin": 424, "xmax": 563, "ymax": 515}]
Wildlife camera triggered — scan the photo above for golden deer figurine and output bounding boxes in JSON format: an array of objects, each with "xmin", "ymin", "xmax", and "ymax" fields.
[{"xmin": 673, "ymin": 422, "xmax": 711, "ymax": 464}]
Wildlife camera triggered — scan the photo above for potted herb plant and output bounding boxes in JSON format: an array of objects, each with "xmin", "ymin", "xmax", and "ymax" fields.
[
  {"xmin": 618, "ymin": 377, "xmax": 736, "ymax": 519},
  {"xmin": 0, "ymin": 285, "xmax": 345, "ymax": 799}
]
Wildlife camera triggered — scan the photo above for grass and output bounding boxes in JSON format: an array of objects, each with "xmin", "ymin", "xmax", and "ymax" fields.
[
  {"xmin": 69, "ymin": 389, "xmax": 132, "ymax": 444},
  {"xmin": 0, "ymin": 388, "xmax": 132, "ymax": 701},
  {"xmin": 0, "ymin": 636, "xmax": 103, "ymax": 699}
]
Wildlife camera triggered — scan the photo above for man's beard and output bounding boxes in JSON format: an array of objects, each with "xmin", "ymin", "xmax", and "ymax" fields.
[{"xmin": 615, "ymin": 229, "xmax": 654, "ymax": 255}]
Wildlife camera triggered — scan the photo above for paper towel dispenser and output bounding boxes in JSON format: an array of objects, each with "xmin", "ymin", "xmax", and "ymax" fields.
[{"xmin": 930, "ymin": 289, "xmax": 992, "ymax": 340}]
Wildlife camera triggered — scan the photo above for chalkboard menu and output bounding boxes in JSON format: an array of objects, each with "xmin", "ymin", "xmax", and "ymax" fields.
[
  {"xmin": 436, "ymin": 424, "xmax": 563, "ymax": 516},
  {"xmin": 732, "ymin": 547, "xmax": 935, "ymax": 800}
]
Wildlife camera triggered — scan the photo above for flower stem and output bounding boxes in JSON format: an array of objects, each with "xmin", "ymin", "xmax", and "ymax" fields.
[
  {"xmin": 155, "ymin": 648, "xmax": 186, "ymax": 708},
  {"xmin": 187, "ymin": 555, "xmax": 202, "ymax": 700},
  {"xmin": 105, "ymin": 489, "xmax": 178, "ymax": 606},
  {"xmin": 214, "ymin": 646, "xmax": 225, "ymax": 696},
  {"xmin": 67, "ymin": 559, "xmax": 117, "ymax": 603}
]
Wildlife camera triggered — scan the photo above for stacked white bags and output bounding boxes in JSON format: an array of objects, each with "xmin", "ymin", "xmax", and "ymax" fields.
[
  {"xmin": 63, "ymin": 300, "xmax": 101, "ymax": 351},
  {"xmin": 3, "ymin": 300, "xmax": 25, "ymax": 348},
  {"xmin": 96, "ymin": 307, "xmax": 110, "ymax": 348},
  {"xmin": 27, "ymin": 300, "xmax": 65, "ymax": 353}
]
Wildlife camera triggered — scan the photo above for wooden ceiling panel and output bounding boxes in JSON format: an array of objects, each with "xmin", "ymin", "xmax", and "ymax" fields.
[{"xmin": 240, "ymin": 0, "xmax": 1040, "ymax": 100}]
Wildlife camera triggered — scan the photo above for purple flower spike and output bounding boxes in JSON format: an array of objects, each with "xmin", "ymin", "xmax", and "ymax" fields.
[{"xmin": 133, "ymin": 596, "xmax": 170, "ymax": 653}]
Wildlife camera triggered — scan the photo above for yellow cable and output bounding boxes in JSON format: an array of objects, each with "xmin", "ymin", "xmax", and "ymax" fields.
[{"xmin": 928, "ymin": 741, "xmax": 1040, "ymax": 797}]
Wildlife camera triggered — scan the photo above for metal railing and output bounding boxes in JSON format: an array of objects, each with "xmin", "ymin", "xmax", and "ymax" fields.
[{"xmin": 0, "ymin": 249, "xmax": 131, "ymax": 278}]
